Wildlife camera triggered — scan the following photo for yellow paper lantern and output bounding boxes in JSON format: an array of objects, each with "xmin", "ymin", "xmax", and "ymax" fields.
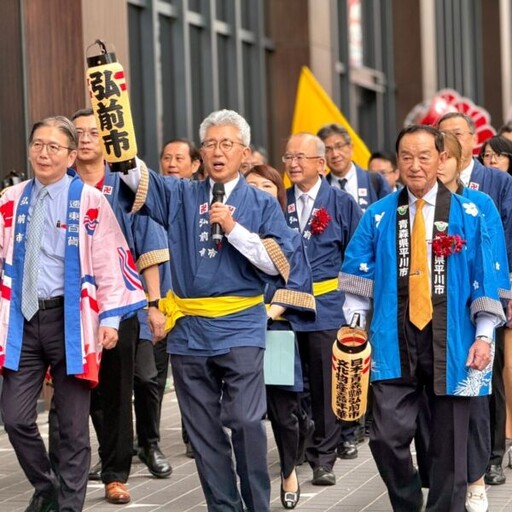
[{"xmin": 86, "ymin": 40, "xmax": 137, "ymax": 173}]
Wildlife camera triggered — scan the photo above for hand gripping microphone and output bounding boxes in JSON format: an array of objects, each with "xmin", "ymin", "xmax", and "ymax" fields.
[{"xmin": 211, "ymin": 182, "xmax": 225, "ymax": 246}]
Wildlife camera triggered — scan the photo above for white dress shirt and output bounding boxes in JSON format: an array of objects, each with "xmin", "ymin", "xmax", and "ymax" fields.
[
  {"xmin": 459, "ymin": 159, "xmax": 475, "ymax": 188},
  {"xmin": 294, "ymin": 176, "xmax": 322, "ymax": 224},
  {"xmin": 332, "ymin": 163, "xmax": 357, "ymax": 201},
  {"xmin": 121, "ymin": 163, "xmax": 278, "ymax": 276}
]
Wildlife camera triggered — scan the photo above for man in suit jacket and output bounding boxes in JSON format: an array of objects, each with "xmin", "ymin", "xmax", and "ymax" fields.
[
  {"xmin": 317, "ymin": 124, "xmax": 391, "ymax": 212},
  {"xmin": 317, "ymin": 124, "xmax": 392, "ymax": 460},
  {"xmin": 282, "ymin": 132, "xmax": 362, "ymax": 485}
]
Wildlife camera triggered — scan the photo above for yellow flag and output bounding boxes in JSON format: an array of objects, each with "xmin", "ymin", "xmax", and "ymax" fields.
[{"xmin": 285, "ymin": 66, "xmax": 371, "ymax": 186}]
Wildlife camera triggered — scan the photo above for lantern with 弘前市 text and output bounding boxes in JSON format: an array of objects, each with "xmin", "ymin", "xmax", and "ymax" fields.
[{"xmin": 86, "ymin": 40, "xmax": 137, "ymax": 173}]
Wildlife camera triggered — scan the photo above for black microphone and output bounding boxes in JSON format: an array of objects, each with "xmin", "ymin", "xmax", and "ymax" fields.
[{"xmin": 211, "ymin": 182, "xmax": 225, "ymax": 246}]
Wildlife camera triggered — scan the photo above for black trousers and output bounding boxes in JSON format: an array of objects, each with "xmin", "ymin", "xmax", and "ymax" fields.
[
  {"xmin": 339, "ymin": 419, "xmax": 360, "ymax": 444},
  {"xmin": 370, "ymin": 321, "xmax": 471, "ymax": 512},
  {"xmin": 296, "ymin": 329, "xmax": 339, "ymax": 470},
  {"xmin": 90, "ymin": 315, "xmax": 138, "ymax": 484},
  {"xmin": 172, "ymin": 347, "xmax": 270, "ymax": 512},
  {"xmin": 465, "ymin": 325, "xmax": 505, "ymax": 480},
  {"xmin": 489, "ymin": 325, "xmax": 506, "ymax": 465},
  {"xmin": 467, "ymin": 395, "xmax": 491, "ymax": 482},
  {"xmin": 133, "ymin": 336, "xmax": 169, "ymax": 447},
  {"xmin": 154, "ymin": 337, "xmax": 170, "ymax": 420},
  {"xmin": 0, "ymin": 307, "xmax": 91, "ymax": 512},
  {"xmin": 266, "ymin": 386, "xmax": 300, "ymax": 479}
]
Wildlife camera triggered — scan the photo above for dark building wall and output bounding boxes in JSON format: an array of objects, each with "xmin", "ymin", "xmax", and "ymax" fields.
[
  {"xmin": 0, "ymin": 0, "xmax": 84, "ymax": 178},
  {"xmin": 0, "ymin": 0, "xmax": 25, "ymax": 176},
  {"xmin": 24, "ymin": 0, "xmax": 84, "ymax": 124},
  {"xmin": 481, "ymin": 0, "xmax": 502, "ymax": 127},
  {"xmin": 392, "ymin": 0, "xmax": 423, "ymax": 131},
  {"xmin": 266, "ymin": 0, "xmax": 310, "ymax": 163}
]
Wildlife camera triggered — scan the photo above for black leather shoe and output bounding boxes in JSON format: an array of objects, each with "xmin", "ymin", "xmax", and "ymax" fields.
[
  {"xmin": 337, "ymin": 441, "xmax": 358, "ymax": 459},
  {"xmin": 25, "ymin": 491, "xmax": 58, "ymax": 512},
  {"xmin": 88, "ymin": 460, "xmax": 102, "ymax": 481},
  {"xmin": 484, "ymin": 464, "xmax": 506, "ymax": 485},
  {"xmin": 280, "ymin": 482, "xmax": 300, "ymax": 509},
  {"xmin": 138, "ymin": 444, "xmax": 173, "ymax": 478},
  {"xmin": 312, "ymin": 466, "xmax": 336, "ymax": 486}
]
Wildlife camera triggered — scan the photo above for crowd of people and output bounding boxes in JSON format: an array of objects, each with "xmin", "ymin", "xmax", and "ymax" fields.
[{"xmin": 1, "ymin": 107, "xmax": 512, "ymax": 512}]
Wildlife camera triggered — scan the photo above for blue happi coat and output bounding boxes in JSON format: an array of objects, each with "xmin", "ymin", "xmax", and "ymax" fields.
[
  {"xmin": 122, "ymin": 167, "xmax": 315, "ymax": 356},
  {"xmin": 459, "ymin": 186, "xmax": 511, "ymax": 299},
  {"xmin": 467, "ymin": 159, "xmax": 512, "ymax": 270},
  {"xmin": 138, "ymin": 261, "xmax": 172, "ymax": 342},
  {"xmin": 326, "ymin": 164, "xmax": 391, "ymax": 211},
  {"xmin": 339, "ymin": 183, "xmax": 505, "ymax": 396},
  {"xmin": 284, "ymin": 177, "xmax": 362, "ymax": 331},
  {"xmin": 101, "ymin": 164, "xmax": 169, "ymax": 267}
]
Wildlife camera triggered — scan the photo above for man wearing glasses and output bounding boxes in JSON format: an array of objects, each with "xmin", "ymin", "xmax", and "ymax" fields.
[
  {"xmin": 0, "ymin": 116, "xmax": 146, "ymax": 512},
  {"xmin": 315, "ymin": 124, "xmax": 391, "ymax": 462},
  {"xmin": 317, "ymin": 124, "xmax": 391, "ymax": 212},
  {"xmin": 120, "ymin": 110, "xmax": 314, "ymax": 512},
  {"xmin": 53, "ymin": 109, "xmax": 171, "ymax": 506},
  {"xmin": 282, "ymin": 132, "xmax": 362, "ymax": 485}
]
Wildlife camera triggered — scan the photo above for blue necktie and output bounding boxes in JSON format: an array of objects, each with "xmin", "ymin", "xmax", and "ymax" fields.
[{"xmin": 21, "ymin": 187, "xmax": 48, "ymax": 320}]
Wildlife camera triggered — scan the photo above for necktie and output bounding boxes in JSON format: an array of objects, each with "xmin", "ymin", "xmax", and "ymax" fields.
[
  {"xmin": 21, "ymin": 187, "xmax": 48, "ymax": 321},
  {"xmin": 409, "ymin": 198, "xmax": 433, "ymax": 329},
  {"xmin": 339, "ymin": 178, "xmax": 347, "ymax": 190},
  {"xmin": 299, "ymin": 194, "xmax": 311, "ymax": 232}
]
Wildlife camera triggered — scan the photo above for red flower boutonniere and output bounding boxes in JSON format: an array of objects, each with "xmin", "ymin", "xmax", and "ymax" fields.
[
  {"xmin": 310, "ymin": 207, "xmax": 331, "ymax": 235},
  {"xmin": 432, "ymin": 233, "xmax": 466, "ymax": 257}
]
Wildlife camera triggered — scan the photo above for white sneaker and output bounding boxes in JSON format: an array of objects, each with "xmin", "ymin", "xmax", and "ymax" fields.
[{"xmin": 465, "ymin": 484, "xmax": 488, "ymax": 512}]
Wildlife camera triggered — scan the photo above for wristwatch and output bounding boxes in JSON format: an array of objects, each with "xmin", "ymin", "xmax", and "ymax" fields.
[
  {"xmin": 475, "ymin": 335, "xmax": 493, "ymax": 344},
  {"xmin": 147, "ymin": 299, "xmax": 160, "ymax": 309}
]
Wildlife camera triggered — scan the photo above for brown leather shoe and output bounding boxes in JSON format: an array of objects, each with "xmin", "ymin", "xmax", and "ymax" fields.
[{"xmin": 105, "ymin": 482, "xmax": 131, "ymax": 504}]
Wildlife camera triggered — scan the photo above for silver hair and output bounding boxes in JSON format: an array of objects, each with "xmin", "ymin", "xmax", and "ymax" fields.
[
  {"xmin": 199, "ymin": 109, "xmax": 251, "ymax": 146},
  {"xmin": 287, "ymin": 132, "xmax": 326, "ymax": 158},
  {"xmin": 317, "ymin": 123, "xmax": 351, "ymax": 144},
  {"xmin": 29, "ymin": 115, "xmax": 79, "ymax": 150},
  {"xmin": 437, "ymin": 112, "xmax": 476, "ymax": 134}
]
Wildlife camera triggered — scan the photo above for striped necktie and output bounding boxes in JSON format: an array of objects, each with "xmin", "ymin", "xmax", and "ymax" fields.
[
  {"xmin": 409, "ymin": 198, "xmax": 433, "ymax": 329},
  {"xmin": 21, "ymin": 187, "xmax": 48, "ymax": 321}
]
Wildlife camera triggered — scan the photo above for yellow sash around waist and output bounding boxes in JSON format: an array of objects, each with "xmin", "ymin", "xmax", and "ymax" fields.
[
  {"xmin": 312, "ymin": 278, "xmax": 339, "ymax": 297},
  {"xmin": 159, "ymin": 291, "xmax": 264, "ymax": 332}
]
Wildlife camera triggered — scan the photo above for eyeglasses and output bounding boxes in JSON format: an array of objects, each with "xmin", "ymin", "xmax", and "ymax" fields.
[
  {"xmin": 325, "ymin": 141, "xmax": 349, "ymax": 154},
  {"xmin": 76, "ymin": 129, "xmax": 100, "ymax": 140},
  {"xmin": 201, "ymin": 138, "xmax": 246, "ymax": 152},
  {"xmin": 482, "ymin": 152, "xmax": 510, "ymax": 161},
  {"xmin": 30, "ymin": 141, "xmax": 73, "ymax": 154},
  {"xmin": 282, "ymin": 154, "xmax": 322, "ymax": 164}
]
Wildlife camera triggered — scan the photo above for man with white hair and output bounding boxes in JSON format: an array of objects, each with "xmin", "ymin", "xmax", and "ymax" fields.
[{"xmin": 120, "ymin": 110, "xmax": 315, "ymax": 512}]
